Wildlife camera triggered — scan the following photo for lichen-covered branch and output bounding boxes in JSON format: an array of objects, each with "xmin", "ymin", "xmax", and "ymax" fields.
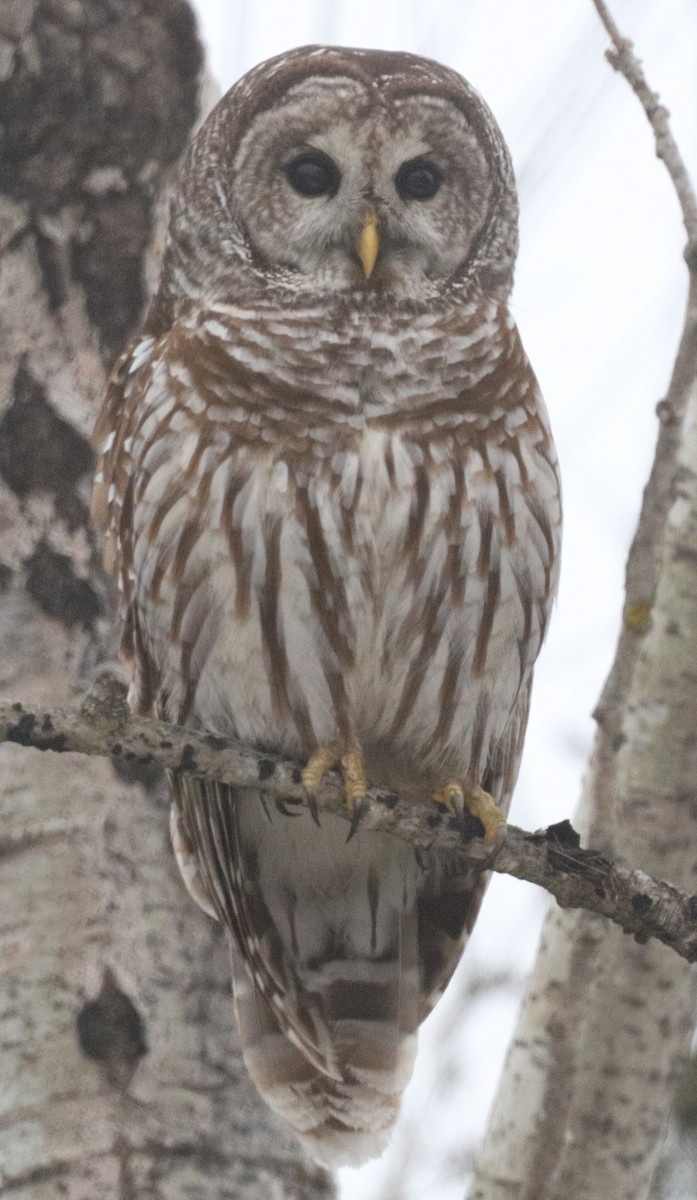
[{"xmin": 4, "ymin": 683, "xmax": 697, "ymax": 964}]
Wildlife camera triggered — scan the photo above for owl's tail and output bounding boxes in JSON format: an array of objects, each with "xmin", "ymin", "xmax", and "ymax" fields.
[
  {"xmin": 231, "ymin": 929, "xmax": 420, "ymax": 1168},
  {"xmin": 225, "ymin": 799, "xmax": 422, "ymax": 1169},
  {"xmin": 173, "ymin": 778, "xmax": 423, "ymax": 1167}
]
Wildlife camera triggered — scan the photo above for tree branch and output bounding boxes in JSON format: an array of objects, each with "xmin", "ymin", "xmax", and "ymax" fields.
[
  {"xmin": 4, "ymin": 679, "xmax": 697, "ymax": 964},
  {"xmin": 591, "ymin": 0, "xmax": 697, "ymax": 250}
]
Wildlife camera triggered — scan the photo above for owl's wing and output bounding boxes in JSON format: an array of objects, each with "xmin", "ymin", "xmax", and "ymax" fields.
[
  {"xmin": 92, "ymin": 331, "xmax": 164, "ymax": 718},
  {"xmin": 417, "ymin": 676, "xmax": 533, "ymax": 1020},
  {"xmin": 92, "ymin": 335, "xmax": 153, "ymax": 577}
]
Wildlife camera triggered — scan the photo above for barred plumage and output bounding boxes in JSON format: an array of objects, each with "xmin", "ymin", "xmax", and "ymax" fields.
[{"xmin": 92, "ymin": 45, "xmax": 561, "ymax": 1168}]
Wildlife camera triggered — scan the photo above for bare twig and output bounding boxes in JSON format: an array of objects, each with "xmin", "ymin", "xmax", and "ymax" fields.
[
  {"xmin": 592, "ymin": 0, "xmax": 697, "ymax": 250},
  {"xmin": 3, "ymin": 681, "xmax": 697, "ymax": 964}
]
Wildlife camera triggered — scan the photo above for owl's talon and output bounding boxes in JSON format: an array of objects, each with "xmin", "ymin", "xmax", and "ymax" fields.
[
  {"xmin": 302, "ymin": 742, "xmax": 342, "ymax": 790},
  {"xmin": 341, "ymin": 747, "xmax": 367, "ymax": 814},
  {"xmin": 432, "ymin": 780, "xmax": 505, "ymax": 845},
  {"xmin": 302, "ymin": 741, "xmax": 367, "ymax": 824},
  {"xmin": 434, "ymin": 780, "xmax": 466, "ymax": 818},
  {"xmin": 346, "ymin": 795, "xmax": 367, "ymax": 842},
  {"xmin": 276, "ymin": 797, "xmax": 303, "ymax": 818},
  {"xmin": 480, "ymin": 831, "xmax": 508, "ymax": 871},
  {"xmin": 306, "ymin": 793, "xmax": 321, "ymax": 828}
]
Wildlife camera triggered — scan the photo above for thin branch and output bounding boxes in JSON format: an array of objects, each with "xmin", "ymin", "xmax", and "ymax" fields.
[
  {"xmin": 592, "ymin": 0, "xmax": 697, "ymax": 251},
  {"xmin": 3, "ymin": 679, "xmax": 697, "ymax": 963}
]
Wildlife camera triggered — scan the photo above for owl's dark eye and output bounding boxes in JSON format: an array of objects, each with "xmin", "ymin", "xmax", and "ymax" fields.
[
  {"xmin": 284, "ymin": 151, "xmax": 341, "ymax": 198},
  {"xmin": 395, "ymin": 158, "xmax": 443, "ymax": 201}
]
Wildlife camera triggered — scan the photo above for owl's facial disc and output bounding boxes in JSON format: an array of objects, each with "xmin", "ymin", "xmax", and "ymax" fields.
[{"xmin": 231, "ymin": 76, "xmax": 499, "ymax": 298}]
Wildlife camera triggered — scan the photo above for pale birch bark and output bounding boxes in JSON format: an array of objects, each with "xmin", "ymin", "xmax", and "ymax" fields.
[
  {"xmin": 468, "ymin": 6, "xmax": 697, "ymax": 1198},
  {"xmin": 0, "ymin": 4, "xmax": 333, "ymax": 1196}
]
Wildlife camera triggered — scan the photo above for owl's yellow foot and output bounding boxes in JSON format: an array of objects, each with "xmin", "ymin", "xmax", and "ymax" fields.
[
  {"xmin": 303, "ymin": 741, "xmax": 367, "ymax": 836},
  {"xmin": 432, "ymin": 780, "xmax": 505, "ymax": 845},
  {"xmin": 303, "ymin": 742, "xmax": 367, "ymax": 810}
]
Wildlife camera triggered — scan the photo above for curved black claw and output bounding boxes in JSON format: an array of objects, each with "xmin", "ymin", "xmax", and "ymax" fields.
[
  {"xmin": 275, "ymin": 797, "xmax": 303, "ymax": 818},
  {"xmin": 346, "ymin": 796, "xmax": 367, "ymax": 842},
  {"xmin": 306, "ymin": 793, "xmax": 321, "ymax": 828}
]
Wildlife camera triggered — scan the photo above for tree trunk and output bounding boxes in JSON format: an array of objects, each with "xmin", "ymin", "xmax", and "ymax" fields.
[{"xmin": 0, "ymin": 4, "xmax": 334, "ymax": 1196}]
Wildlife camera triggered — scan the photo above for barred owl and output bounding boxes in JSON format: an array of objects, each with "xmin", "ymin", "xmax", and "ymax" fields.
[{"xmin": 93, "ymin": 46, "xmax": 561, "ymax": 1168}]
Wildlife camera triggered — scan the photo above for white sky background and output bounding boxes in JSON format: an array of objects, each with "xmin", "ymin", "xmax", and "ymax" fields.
[{"xmin": 191, "ymin": 2, "xmax": 697, "ymax": 1196}]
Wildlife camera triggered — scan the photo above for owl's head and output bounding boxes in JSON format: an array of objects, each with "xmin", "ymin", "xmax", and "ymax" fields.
[{"xmin": 158, "ymin": 47, "xmax": 519, "ymax": 316}]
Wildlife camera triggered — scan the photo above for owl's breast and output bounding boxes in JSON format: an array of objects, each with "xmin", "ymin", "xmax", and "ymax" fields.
[
  {"xmin": 328, "ymin": 418, "xmax": 560, "ymax": 782},
  {"xmin": 122, "ymin": 331, "xmax": 559, "ymax": 785}
]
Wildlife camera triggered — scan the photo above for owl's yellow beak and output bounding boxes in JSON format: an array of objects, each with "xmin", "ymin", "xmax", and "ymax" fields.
[{"xmin": 356, "ymin": 212, "xmax": 379, "ymax": 279}]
